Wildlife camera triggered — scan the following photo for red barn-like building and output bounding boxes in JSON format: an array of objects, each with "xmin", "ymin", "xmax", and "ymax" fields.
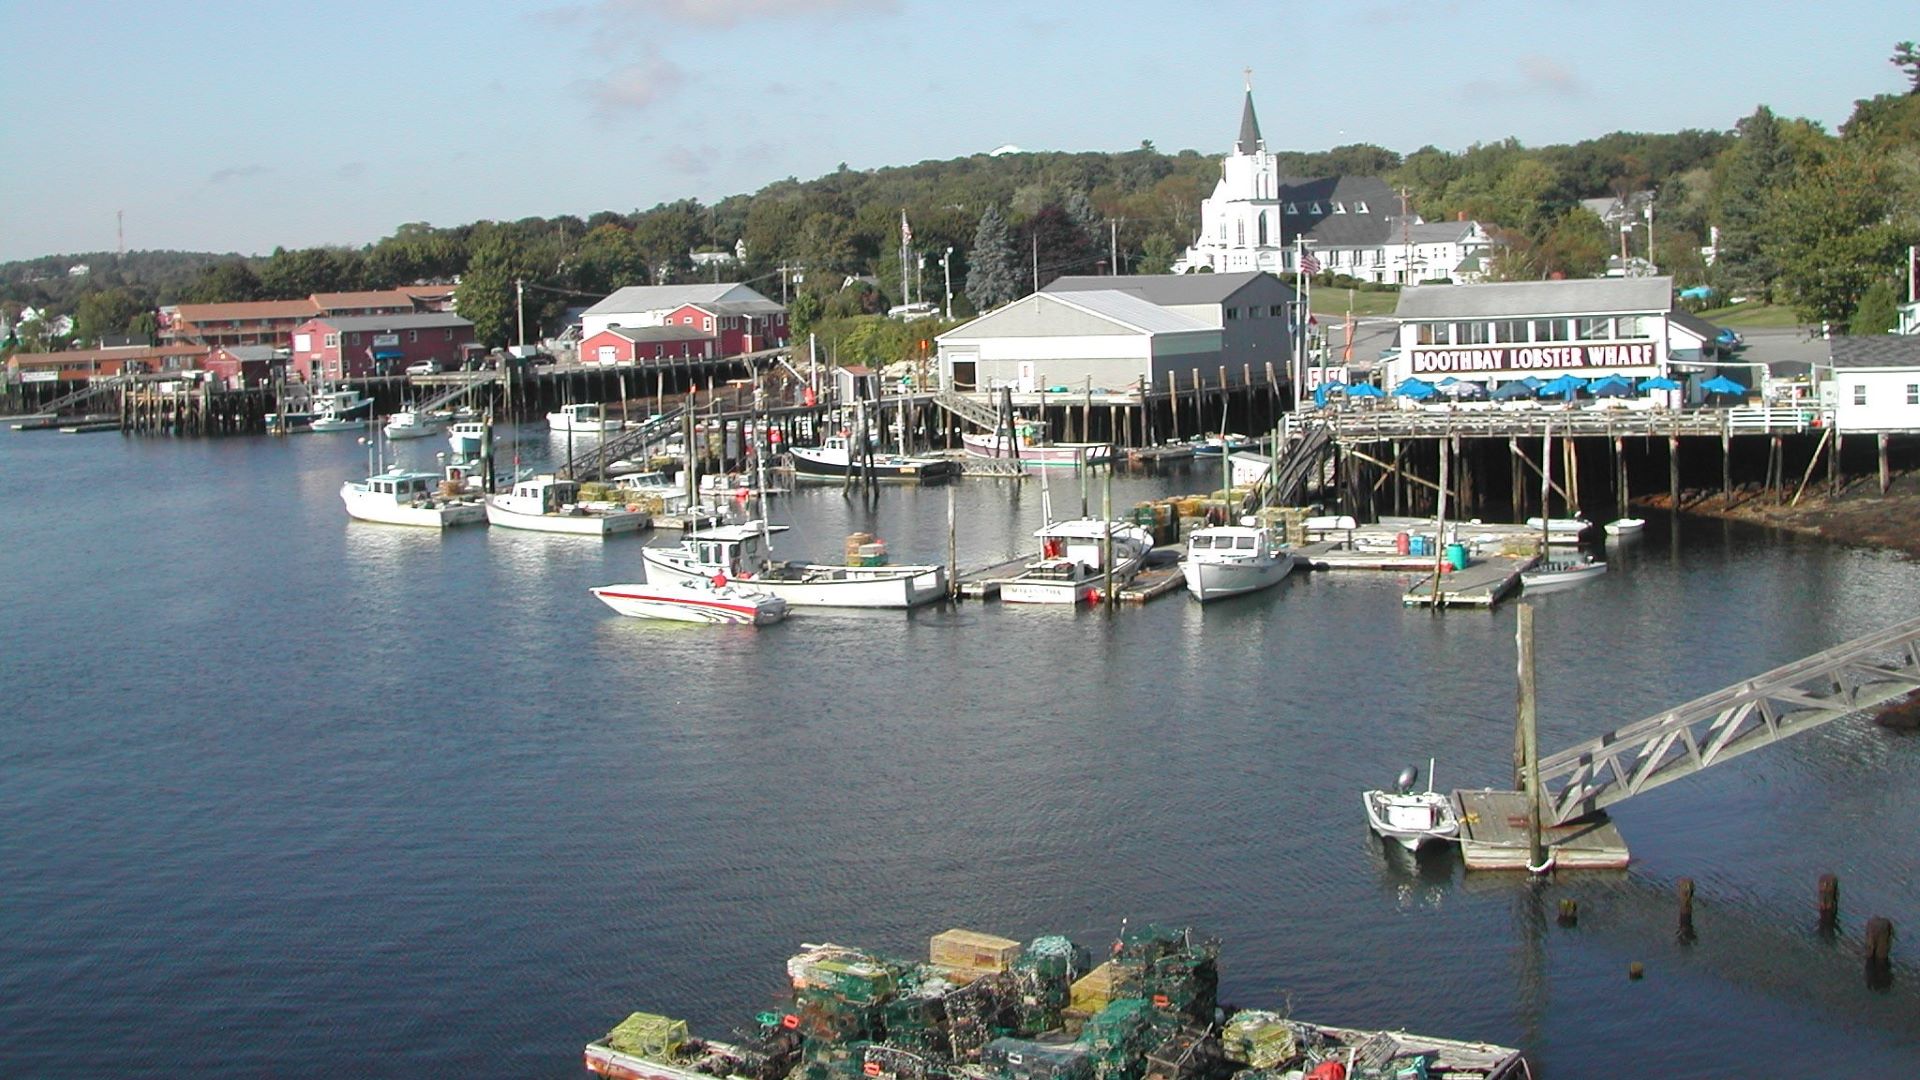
[
  {"xmin": 290, "ymin": 313, "xmax": 476, "ymax": 380},
  {"xmin": 578, "ymin": 326, "xmax": 718, "ymax": 366}
]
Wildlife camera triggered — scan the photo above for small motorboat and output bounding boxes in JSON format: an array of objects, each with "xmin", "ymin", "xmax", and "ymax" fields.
[
  {"xmin": 1603, "ymin": 517, "xmax": 1645, "ymax": 537},
  {"xmin": 383, "ymin": 409, "xmax": 445, "ymax": 441},
  {"xmin": 1520, "ymin": 554, "xmax": 1607, "ymax": 593},
  {"xmin": 309, "ymin": 408, "xmax": 364, "ymax": 433},
  {"xmin": 1524, "ymin": 515, "xmax": 1592, "ymax": 544},
  {"xmin": 548, "ymin": 402, "xmax": 621, "ymax": 433},
  {"xmin": 589, "ymin": 577, "xmax": 789, "ymax": 625},
  {"xmin": 1362, "ymin": 762, "xmax": 1459, "ymax": 851}
]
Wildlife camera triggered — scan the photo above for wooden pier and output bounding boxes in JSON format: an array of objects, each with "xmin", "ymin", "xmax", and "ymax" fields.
[
  {"xmin": 1400, "ymin": 555, "xmax": 1536, "ymax": 608},
  {"xmin": 1452, "ymin": 790, "xmax": 1631, "ymax": 870}
]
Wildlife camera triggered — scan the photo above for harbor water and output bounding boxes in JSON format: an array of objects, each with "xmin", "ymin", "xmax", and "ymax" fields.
[{"xmin": 3, "ymin": 426, "xmax": 1918, "ymax": 1078}]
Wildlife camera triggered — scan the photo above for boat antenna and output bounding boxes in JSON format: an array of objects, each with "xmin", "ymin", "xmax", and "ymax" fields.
[{"xmin": 753, "ymin": 369, "xmax": 773, "ymax": 555}]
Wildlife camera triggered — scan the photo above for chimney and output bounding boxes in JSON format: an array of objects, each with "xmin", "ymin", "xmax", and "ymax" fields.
[{"xmin": 1457, "ymin": 211, "xmax": 1466, "ymax": 221}]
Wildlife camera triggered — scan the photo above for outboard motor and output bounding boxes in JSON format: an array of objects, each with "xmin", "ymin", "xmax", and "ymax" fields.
[{"xmin": 1394, "ymin": 765, "xmax": 1420, "ymax": 795}]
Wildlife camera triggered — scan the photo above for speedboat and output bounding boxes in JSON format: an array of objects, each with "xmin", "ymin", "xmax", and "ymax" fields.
[
  {"xmin": 1182, "ymin": 524, "xmax": 1296, "ymax": 602},
  {"xmin": 1520, "ymin": 554, "xmax": 1607, "ymax": 593},
  {"xmin": 1603, "ymin": 517, "xmax": 1645, "ymax": 537},
  {"xmin": 548, "ymin": 402, "xmax": 622, "ymax": 433},
  {"xmin": 590, "ymin": 578, "xmax": 788, "ymax": 625},
  {"xmin": 1362, "ymin": 763, "xmax": 1460, "ymax": 851},
  {"xmin": 641, "ymin": 520, "xmax": 946, "ymax": 609},
  {"xmin": 340, "ymin": 466, "xmax": 485, "ymax": 527},
  {"xmin": 1190, "ymin": 432, "xmax": 1255, "ymax": 457},
  {"xmin": 789, "ymin": 435, "xmax": 959, "ymax": 482},
  {"xmin": 383, "ymin": 409, "xmax": 444, "ymax": 441},
  {"xmin": 484, "ymin": 474, "xmax": 650, "ymax": 536},
  {"xmin": 1001, "ymin": 518, "xmax": 1155, "ymax": 605}
]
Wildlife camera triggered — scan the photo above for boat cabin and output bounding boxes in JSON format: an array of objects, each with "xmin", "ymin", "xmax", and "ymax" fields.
[
  {"xmin": 678, "ymin": 522, "xmax": 788, "ymax": 576},
  {"xmin": 509, "ymin": 476, "xmax": 581, "ymax": 513},
  {"xmin": 559, "ymin": 403, "xmax": 603, "ymax": 423},
  {"xmin": 1187, "ymin": 526, "xmax": 1268, "ymax": 558},
  {"xmin": 366, "ymin": 470, "xmax": 438, "ymax": 501}
]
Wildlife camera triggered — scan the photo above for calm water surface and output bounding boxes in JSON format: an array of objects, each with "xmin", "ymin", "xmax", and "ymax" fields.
[{"xmin": 3, "ymin": 426, "xmax": 1918, "ymax": 1078}]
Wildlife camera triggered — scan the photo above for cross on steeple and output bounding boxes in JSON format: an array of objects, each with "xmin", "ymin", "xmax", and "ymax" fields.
[{"xmin": 1243, "ymin": 67, "xmax": 1252, "ymax": 91}]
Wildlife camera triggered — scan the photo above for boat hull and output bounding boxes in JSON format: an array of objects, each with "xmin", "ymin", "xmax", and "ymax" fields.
[
  {"xmin": 788, "ymin": 447, "xmax": 959, "ymax": 482},
  {"xmin": 486, "ymin": 498, "xmax": 650, "ymax": 535},
  {"xmin": 590, "ymin": 584, "xmax": 787, "ymax": 625},
  {"xmin": 1520, "ymin": 559, "xmax": 1607, "ymax": 593},
  {"xmin": 340, "ymin": 485, "xmax": 486, "ymax": 528},
  {"xmin": 961, "ymin": 432, "xmax": 1110, "ymax": 467},
  {"xmin": 384, "ymin": 419, "xmax": 444, "ymax": 440},
  {"xmin": 1184, "ymin": 552, "xmax": 1295, "ymax": 602},
  {"xmin": 1362, "ymin": 790, "xmax": 1461, "ymax": 851},
  {"xmin": 642, "ymin": 548, "xmax": 946, "ymax": 608}
]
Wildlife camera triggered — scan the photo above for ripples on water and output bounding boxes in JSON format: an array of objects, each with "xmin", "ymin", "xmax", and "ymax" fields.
[{"xmin": 2, "ymin": 427, "xmax": 1917, "ymax": 1077}]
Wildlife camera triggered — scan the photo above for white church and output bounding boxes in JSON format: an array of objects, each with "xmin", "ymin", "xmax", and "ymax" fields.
[{"xmin": 1172, "ymin": 83, "xmax": 1493, "ymax": 285}]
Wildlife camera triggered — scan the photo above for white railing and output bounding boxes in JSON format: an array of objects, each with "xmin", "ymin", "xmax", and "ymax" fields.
[{"xmin": 1725, "ymin": 406, "xmax": 1827, "ymax": 433}]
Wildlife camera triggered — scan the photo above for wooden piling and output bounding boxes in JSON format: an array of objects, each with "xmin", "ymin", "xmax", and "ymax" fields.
[
  {"xmin": 1818, "ymin": 873, "xmax": 1839, "ymax": 930},
  {"xmin": 1677, "ymin": 877, "xmax": 1695, "ymax": 936},
  {"xmin": 1878, "ymin": 433, "xmax": 1891, "ymax": 494},
  {"xmin": 1557, "ymin": 898, "xmax": 1578, "ymax": 927},
  {"xmin": 1669, "ymin": 434, "xmax": 1681, "ymax": 509},
  {"xmin": 1865, "ymin": 915, "xmax": 1894, "ymax": 982}
]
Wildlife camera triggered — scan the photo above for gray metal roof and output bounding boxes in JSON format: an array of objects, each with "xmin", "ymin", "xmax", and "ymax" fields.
[
  {"xmin": 1046, "ymin": 290, "xmax": 1215, "ymax": 334},
  {"xmin": 1277, "ymin": 176, "xmax": 1402, "ymax": 247},
  {"xmin": 312, "ymin": 312, "xmax": 473, "ymax": 332},
  {"xmin": 219, "ymin": 345, "xmax": 279, "ymax": 361},
  {"xmin": 582, "ymin": 283, "xmax": 774, "ymax": 316},
  {"xmin": 1236, "ymin": 91, "xmax": 1262, "ymax": 154},
  {"xmin": 1394, "ymin": 277, "xmax": 1675, "ymax": 320},
  {"xmin": 1829, "ymin": 335, "xmax": 1920, "ymax": 369},
  {"xmin": 704, "ymin": 299, "xmax": 787, "ymax": 316},
  {"xmin": 1667, "ymin": 308, "xmax": 1725, "ymax": 342},
  {"xmin": 1044, "ymin": 271, "xmax": 1293, "ymax": 306},
  {"xmin": 605, "ymin": 326, "xmax": 717, "ymax": 343}
]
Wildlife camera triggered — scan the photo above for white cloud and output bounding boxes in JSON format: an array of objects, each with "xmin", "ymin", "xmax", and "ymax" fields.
[
  {"xmin": 582, "ymin": 50, "xmax": 689, "ymax": 118},
  {"xmin": 1459, "ymin": 55, "xmax": 1586, "ymax": 101},
  {"xmin": 209, "ymin": 164, "xmax": 272, "ymax": 184},
  {"xmin": 559, "ymin": 0, "xmax": 897, "ymax": 31}
]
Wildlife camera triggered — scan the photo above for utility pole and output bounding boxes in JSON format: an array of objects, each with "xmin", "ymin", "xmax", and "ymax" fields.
[
  {"xmin": 941, "ymin": 247, "xmax": 954, "ymax": 320},
  {"xmin": 1031, "ymin": 234, "xmax": 1039, "ymax": 293},
  {"xmin": 1109, "ymin": 219, "xmax": 1119, "ymax": 276}
]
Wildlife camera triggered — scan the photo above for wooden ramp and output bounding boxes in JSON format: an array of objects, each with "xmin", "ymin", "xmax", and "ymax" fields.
[
  {"xmin": 1453, "ymin": 789, "xmax": 1630, "ymax": 870},
  {"xmin": 1401, "ymin": 555, "xmax": 1535, "ymax": 608}
]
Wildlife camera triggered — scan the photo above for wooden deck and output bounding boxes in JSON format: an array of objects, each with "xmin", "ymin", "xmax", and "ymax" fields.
[
  {"xmin": 1453, "ymin": 789, "xmax": 1631, "ymax": 870},
  {"xmin": 955, "ymin": 554, "xmax": 1037, "ymax": 599},
  {"xmin": 1401, "ymin": 555, "xmax": 1536, "ymax": 608}
]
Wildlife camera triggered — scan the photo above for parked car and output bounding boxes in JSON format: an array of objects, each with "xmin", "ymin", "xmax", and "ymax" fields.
[{"xmin": 405, "ymin": 359, "xmax": 442, "ymax": 375}]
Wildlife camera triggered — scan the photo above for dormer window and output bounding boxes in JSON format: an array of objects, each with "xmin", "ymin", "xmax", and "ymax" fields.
[
  {"xmin": 1353, "ymin": 201, "xmax": 1369, "ymax": 213},
  {"xmin": 1310, "ymin": 202, "xmax": 1322, "ymax": 214},
  {"xmin": 1332, "ymin": 202, "xmax": 1347, "ymax": 214},
  {"xmin": 1285, "ymin": 202, "xmax": 1298, "ymax": 215}
]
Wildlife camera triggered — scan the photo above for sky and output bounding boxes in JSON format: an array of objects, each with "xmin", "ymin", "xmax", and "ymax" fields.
[{"xmin": 1, "ymin": 0, "xmax": 1911, "ymax": 263}]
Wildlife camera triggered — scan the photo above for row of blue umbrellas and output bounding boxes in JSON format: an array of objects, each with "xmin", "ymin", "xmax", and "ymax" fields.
[{"xmin": 1318, "ymin": 373, "xmax": 1741, "ymax": 406}]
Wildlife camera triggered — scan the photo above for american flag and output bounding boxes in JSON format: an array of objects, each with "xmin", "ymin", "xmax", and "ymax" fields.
[
  {"xmin": 1300, "ymin": 250, "xmax": 1321, "ymax": 275},
  {"xmin": 901, "ymin": 210, "xmax": 912, "ymax": 245}
]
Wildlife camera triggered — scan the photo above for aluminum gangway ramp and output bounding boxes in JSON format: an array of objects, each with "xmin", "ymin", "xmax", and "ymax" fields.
[
  {"xmin": 1263, "ymin": 418, "xmax": 1331, "ymax": 506},
  {"xmin": 1538, "ymin": 615, "xmax": 1920, "ymax": 825},
  {"xmin": 36, "ymin": 374, "xmax": 132, "ymax": 415},
  {"xmin": 930, "ymin": 389, "xmax": 1003, "ymax": 432},
  {"xmin": 410, "ymin": 372, "xmax": 499, "ymax": 414},
  {"xmin": 558, "ymin": 406, "xmax": 685, "ymax": 478}
]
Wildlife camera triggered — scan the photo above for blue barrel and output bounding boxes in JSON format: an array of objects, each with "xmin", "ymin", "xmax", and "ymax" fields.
[
  {"xmin": 1445, "ymin": 542, "xmax": 1468, "ymax": 571},
  {"xmin": 1410, "ymin": 534, "xmax": 1430, "ymax": 557}
]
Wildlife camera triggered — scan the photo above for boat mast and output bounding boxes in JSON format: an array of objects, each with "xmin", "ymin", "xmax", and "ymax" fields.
[
  {"xmin": 753, "ymin": 370, "xmax": 773, "ymax": 556},
  {"xmin": 1540, "ymin": 422, "xmax": 1552, "ymax": 558}
]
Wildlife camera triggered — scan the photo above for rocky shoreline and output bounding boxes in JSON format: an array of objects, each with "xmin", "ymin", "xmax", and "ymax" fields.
[{"xmin": 1639, "ymin": 476, "xmax": 1920, "ymax": 560}]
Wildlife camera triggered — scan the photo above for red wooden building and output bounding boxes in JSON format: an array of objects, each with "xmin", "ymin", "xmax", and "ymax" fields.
[
  {"xmin": 289, "ymin": 313, "xmax": 476, "ymax": 380},
  {"xmin": 578, "ymin": 326, "xmax": 718, "ymax": 366}
]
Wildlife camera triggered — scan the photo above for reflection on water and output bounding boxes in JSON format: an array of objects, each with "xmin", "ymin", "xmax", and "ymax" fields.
[{"xmin": 2, "ymin": 428, "xmax": 1919, "ymax": 1077}]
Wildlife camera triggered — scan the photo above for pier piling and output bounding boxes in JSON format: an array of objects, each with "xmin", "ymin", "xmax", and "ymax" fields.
[{"xmin": 1818, "ymin": 873, "xmax": 1840, "ymax": 932}]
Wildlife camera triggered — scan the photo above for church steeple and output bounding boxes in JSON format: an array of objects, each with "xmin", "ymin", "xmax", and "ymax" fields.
[{"xmin": 1234, "ymin": 69, "xmax": 1263, "ymax": 155}]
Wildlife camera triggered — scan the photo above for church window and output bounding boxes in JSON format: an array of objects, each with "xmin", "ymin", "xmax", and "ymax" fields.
[
  {"xmin": 1236, "ymin": 220, "xmax": 1245, "ymax": 246},
  {"xmin": 1332, "ymin": 202, "xmax": 1347, "ymax": 214},
  {"xmin": 1257, "ymin": 214, "xmax": 1268, "ymax": 246}
]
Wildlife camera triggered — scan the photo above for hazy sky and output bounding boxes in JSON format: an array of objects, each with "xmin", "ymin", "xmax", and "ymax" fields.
[{"xmin": 1, "ymin": 0, "xmax": 1909, "ymax": 262}]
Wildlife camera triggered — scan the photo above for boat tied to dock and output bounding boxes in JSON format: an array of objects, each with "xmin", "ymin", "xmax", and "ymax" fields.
[{"xmin": 583, "ymin": 924, "xmax": 1527, "ymax": 1080}]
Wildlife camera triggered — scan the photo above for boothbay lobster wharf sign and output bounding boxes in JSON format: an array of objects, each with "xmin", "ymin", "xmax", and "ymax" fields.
[{"xmin": 1411, "ymin": 342, "xmax": 1658, "ymax": 376}]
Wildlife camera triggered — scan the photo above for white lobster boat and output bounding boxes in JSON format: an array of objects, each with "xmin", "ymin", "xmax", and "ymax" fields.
[
  {"xmin": 548, "ymin": 402, "xmax": 622, "ymax": 433},
  {"xmin": 383, "ymin": 409, "xmax": 445, "ymax": 441},
  {"xmin": 485, "ymin": 475, "xmax": 650, "ymax": 535},
  {"xmin": 1000, "ymin": 518, "xmax": 1154, "ymax": 605},
  {"xmin": 1182, "ymin": 525, "xmax": 1296, "ymax": 602},
  {"xmin": 589, "ymin": 578, "xmax": 788, "ymax": 625},
  {"xmin": 340, "ymin": 466, "xmax": 486, "ymax": 528},
  {"xmin": 448, "ymin": 420, "xmax": 487, "ymax": 456},
  {"xmin": 640, "ymin": 520, "xmax": 945, "ymax": 609}
]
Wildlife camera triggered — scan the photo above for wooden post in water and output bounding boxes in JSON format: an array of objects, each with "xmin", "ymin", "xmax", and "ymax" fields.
[
  {"xmin": 1427, "ymin": 438, "xmax": 1449, "ymax": 608},
  {"xmin": 1818, "ymin": 873, "xmax": 1840, "ymax": 932},
  {"xmin": 1830, "ymin": 431, "xmax": 1843, "ymax": 497},
  {"xmin": 1878, "ymin": 433, "xmax": 1891, "ymax": 494},
  {"xmin": 1677, "ymin": 877, "xmax": 1696, "ymax": 937},
  {"xmin": 1669, "ymin": 434, "xmax": 1681, "ymax": 510},
  {"xmin": 1102, "ymin": 464, "xmax": 1115, "ymax": 611},
  {"xmin": 947, "ymin": 482, "xmax": 958, "ymax": 601},
  {"xmin": 1516, "ymin": 602, "xmax": 1544, "ymax": 870},
  {"xmin": 1167, "ymin": 370, "xmax": 1180, "ymax": 443},
  {"xmin": 1865, "ymin": 916, "xmax": 1894, "ymax": 983},
  {"xmin": 1722, "ymin": 427, "xmax": 1734, "ymax": 507},
  {"xmin": 1615, "ymin": 435, "xmax": 1629, "ymax": 522}
]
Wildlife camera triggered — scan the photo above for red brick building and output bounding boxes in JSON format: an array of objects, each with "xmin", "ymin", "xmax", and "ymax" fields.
[
  {"xmin": 290, "ymin": 313, "xmax": 476, "ymax": 380},
  {"xmin": 578, "ymin": 326, "xmax": 718, "ymax": 366}
]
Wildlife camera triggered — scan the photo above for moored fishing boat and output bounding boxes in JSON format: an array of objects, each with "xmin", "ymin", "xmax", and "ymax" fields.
[
  {"xmin": 589, "ymin": 578, "xmax": 788, "ymax": 625},
  {"xmin": 268, "ymin": 387, "xmax": 372, "ymax": 430},
  {"xmin": 788, "ymin": 435, "xmax": 959, "ymax": 482},
  {"xmin": 641, "ymin": 520, "xmax": 945, "ymax": 609},
  {"xmin": 383, "ymin": 408, "xmax": 444, "ymax": 441},
  {"xmin": 485, "ymin": 474, "xmax": 650, "ymax": 535},
  {"xmin": 583, "ymin": 924, "xmax": 1527, "ymax": 1080},
  {"xmin": 448, "ymin": 419, "xmax": 488, "ymax": 456},
  {"xmin": 1604, "ymin": 516, "xmax": 1645, "ymax": 536},
  {"xmin": 1524, "ymin": 514, "xmax": 1592, "ymax": 544},
  {"xmin": 549, "ymin": 402, "xmax": 622, "ymax": 433},
  {"xmin": 340, "ymin": 466, "xmax": 485, "ymax": 527},
  {"xmin": 1001, "ymin": 518, "xmax": 1154, "ymax": 605},
  {"xmin": 1182, "ymin": 524, "xmax": 1296, "ymax": 602},
  {"xmin": 1362, "ymin": 761, "xmax": 1460, "ymax": 851},
  {"xmin": 1520, "ymin": 554, "xmax": 1607, "ymax": 593},
  {"xmin": 962, "ymin": 425, "xmax": 1110, "ymax": 468},
  {"xmin": 309, "ymin": 407, "xmax": 364, "ymax": 433}
]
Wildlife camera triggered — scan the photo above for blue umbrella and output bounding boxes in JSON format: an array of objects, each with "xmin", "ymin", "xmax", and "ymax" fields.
[
  {"xmin": 1346, "ymin": 382, "xmax": 1386, "ymax": 399},
  {"xmin": 1538, "ymin": 374, "xmax": 1588, "ymax": 398},
  {"xmin": 1700, "ymin": 375, "xmax": 1748, "ymax": 395},
  {"xmin": 1313, "ymin": 382, "xmax": 1350, "ymax": 408},
  {"xmin": 1491, "ymin": 379, "xmax": 1538, "ymax": 400},
  {"xmin": 1638, "ymin": 375, "xmax": 1681, "ymax": 392},
  {"xmin": 1437, "ymin": 376, "xmax": 1460, "ymax": 386},
  {"xmin": 1589, "ymin": 375, "xmax": 1635, "ymax": 398},
  {"xmin": 1393, "ymin": 377, "xmax": 1437, "ymax": 399}
]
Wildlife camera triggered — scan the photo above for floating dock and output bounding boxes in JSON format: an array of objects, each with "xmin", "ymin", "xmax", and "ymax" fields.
[
  {"xmin": 956, "ymin": 554, "xmax": 1036, "ymax": 599},
  {"xmin": 1400, "ymin": 555, "xmax": 1535, "ymax": 608},
  {"xmin": 1453, "ymin": 789, "xmax": 1631, "ymax": 870},
  {"xmin": 1115, "ymin": 562, "xmax": 1185, "ymax": 603}
]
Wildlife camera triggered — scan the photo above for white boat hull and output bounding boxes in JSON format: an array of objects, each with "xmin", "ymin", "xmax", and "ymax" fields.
[
  {"xmin": 962, "ymin": 432, "xmax": 1110, "ymax": 467},
  {"xmin": 1183, "ymin": 552, "xmax": 1295, "ymax": 602},
  {"xmin": 1604, "ymin": 517, "xmax": 1645, "ymax": 536},
  {"xmin": 384, "ymin": 418, "xmax": 444, "ymax": 440},
  {"xmin": 1363, "ymin": 790, "xmax": 1461, "ymax": 851},
  {"xmin": 1520, "ymin": 558, "xmax": 1607, "ymax": 593},
  {"xmin": 486, "ymin": 498, "xmax": 649, "ymax": 535},
  {"xmin": 641, "ymin": 548, "xmax": 946, "ymax": 608},
  {"xmin": 340, "ymin": 484, "xmax": 486, "ymax": 528},
  {"xmin": 310, "ymin": 417, "xmax": 364, "ymax": 433},
  {"xmin": 548, "ymin": 415, "xmax": 622, "ymax": 433},
  {"xmin": 591, "ymin": 583, "xmax": 787, "ymax": 625}
]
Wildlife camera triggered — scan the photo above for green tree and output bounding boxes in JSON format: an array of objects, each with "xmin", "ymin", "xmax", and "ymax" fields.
[
  {"xmin": 965, "ymin": 205, "xmax": 1021, "ymax": 311},
  {"xmin": 456, "ymin": 233, "xmax": 523, "ymax": 347},
  {"xmin": 1711, "ymin": 107, "xmax": 1794, "ymax": 300},
  {"xmin": 259, "ymin": 246, "xmax": 363, "ymax": 298},
  {"xmin": 1851, "ymin": 279, "xmax": 1901, "ymax": 334},
  {"xmin": 1767, "ymin": 143, "xmax": 1905, "ymax": 326},
  {"xmin": 183, "ymin": 260, "xmax": 263, "ymax": 303},
  {"xmin": 1893, "ymin": 40, "xmax": 1920, "ymax": 92},
  {"xmin": 632, "ymin": 200, "xmax": 703, "ymax": 284},
  {"xmin": 570, "ymin": 224, "xmax": 648, "ymax": 295},
  {"xmin": 73, "ymin": 288, "xmax": 149, "ymax": 343}
]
